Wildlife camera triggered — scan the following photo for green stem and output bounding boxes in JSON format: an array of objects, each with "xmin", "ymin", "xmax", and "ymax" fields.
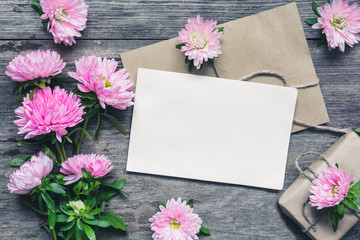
[
  {"xmin": 55, "ymin": 140, "xmax": 65, "ymax": 163},
  {"xmin": 52, "ymin": 227, "xmax": 57, "ymax": 240},
  {"xmin": 76, "ymin": 107, "xmax": 92, "ymax": 155},
  {"xmin": 61, "ymin": 142, "xmax": 67, "ymax": 160}
]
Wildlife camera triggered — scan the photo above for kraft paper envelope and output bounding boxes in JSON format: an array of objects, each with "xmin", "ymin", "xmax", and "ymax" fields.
[
  {"xmin": 120, "ymin": 2, "xmax": 329, "ymax": 133},
  {"xmin": 126, "ymin": 68, "xmax": 298, "ymax": 190}
]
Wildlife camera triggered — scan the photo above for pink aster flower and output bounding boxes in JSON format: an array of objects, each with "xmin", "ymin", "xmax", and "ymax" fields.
[
  {"xmin": 149, "ymin": 198, "xmax": 202, "ymax": 240},
  {"xmin": 8, "ymin": 151, "xmax": 53, "ymax": 194},
  {"xmin": 40, "ymin": 0, "xmax": 88, "ymax": 46},
  {"xmin": 60, "ymin": 153, "xmax": 113, "ymax": 185},
  {"xmin": 178, "ymin": 15, "xmax": 223, "ymax": 69},
  {"xmin": 312, "ymin": 0, "xmax": 360, "ymax": 52},
  {"xmin": 309, "ymin": 165, "xmax": 353, "ymax": 209},
  {"xmin": 68, "ymin": 55, "xmax": 135, "ymax": 110},
  {"xmin": 5, "ymin": 50, "xmax": 65, "ymax": 82},
  {"xmin": 14, "ymin": 86, "xmax": 84, "ymax": 142}
]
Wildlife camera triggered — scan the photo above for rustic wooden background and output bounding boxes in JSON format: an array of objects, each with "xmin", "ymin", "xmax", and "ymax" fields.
[{"xmin": 1, "ymin": 0, "xmax": 360, "ymax": 239}]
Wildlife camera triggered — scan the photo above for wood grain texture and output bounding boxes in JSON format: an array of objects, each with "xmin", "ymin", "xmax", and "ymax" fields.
[
  {"xmin": 0, "ymin": 0, "xmax": 322, "ymax": 40},
  {"xmin": 1, "ymin": 1, "xmax": 360, "ymax": 239}
]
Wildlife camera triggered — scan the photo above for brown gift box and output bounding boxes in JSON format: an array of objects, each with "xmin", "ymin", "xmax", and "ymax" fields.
[
  {"xmin": 278, "ymin": 132, "xmax": 360, "ymax": 239},
  {"xmin": 120, "ymin": 2, "xmax": 329, "ymax": 133}
]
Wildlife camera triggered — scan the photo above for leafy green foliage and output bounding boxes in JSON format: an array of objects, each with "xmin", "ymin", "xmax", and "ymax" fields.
[
  {"xmin": 197, "ymin": 226, "xmax": 211, "ymax": 236},
  {"xmin": 312, "ymin": 2, "xmax": 321, "ymax": 17},
  {"xmin": 8, "ymin": 155, "xmax": 32, "ymax": 167},
  {"xmin": 216, "ymin": 26, "xmax": 224, "ymax": 32},
  {"xmin": 101, "ymin": 113, "xmax": 127, "ymax": 135},
  {"xmin": 305, "ymin": 18, "xmax": 318, "ymax": 25},
  {"xmin": 176, "ymin": 43, "xmax": 185, "ymax": 49}
]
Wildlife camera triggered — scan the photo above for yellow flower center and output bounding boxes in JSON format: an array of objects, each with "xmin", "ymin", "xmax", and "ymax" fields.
[
  {"xmin": 331, "ymin": 16, "xmax": 348, "ymax": 31},
  {"xmin": 99, "ymin": 76, "xmax": 112, "ymax": 88},
  {"xmin": 190, "ymin": 31, "xmax": 207, "ymax": 49},
  {"xmin": 169, "ymin": 219, "xmax": 181, "ymax": 229},
  {"xmin": 54, "ymin": 8, "xmax": 67, "ymax": 22},
  {"xmin": 331, "ymin": 186, "xmax": 338, "ymax": 196}
]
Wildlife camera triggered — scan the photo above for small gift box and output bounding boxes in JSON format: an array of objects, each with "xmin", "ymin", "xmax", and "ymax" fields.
[{"xmin": 278, "ymin": 132, "xmax": 360, "ymax": 240}]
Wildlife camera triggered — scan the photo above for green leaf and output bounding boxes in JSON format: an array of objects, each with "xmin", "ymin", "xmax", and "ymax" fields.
[
  {"xmin": 353, "ymin": 197, "xmax": 360, "ymax": 206},
  {"xmin": 84, "ymin": 196, "xmax": 97, "ymax": 210},
  {"xmin": 82, "ymin": 128, "xmax": 93, "ymax": 141},
  {"xmin": 305, "ymin": 18, "xmax": 318, "ymax": 25},
  {"xmin": 187, "ymin": 199, "xmax": 194, "ymax": 208},
  {"xmin": 185, "ymin": 56, "xmax": 189, "ymax": 63},
  {"xmin": 351, "ymin": 180, "xmax": 355, "ymax": 185},
  {"xmin": 176, "ymin": 43, "xmax": 185, "ymax": 49},
  {"xmin": 48, "ymin": 210, "xmax": 56, "ymax": 230},
  {"xmin": 67, "ymin": 216, "xmax": 75, "ymax": 222},
  {"xmin": 41, "ymin": 192, "xmax": 55, "ymax": 211},
  {"xmin": 95, "ymin": 110, "xmax": 101, "ymax": 140},
  {"xmin": 216, "ymin": 26, "xmax": 224, "ymax": 32},
  {"xmin": 81, "ymin": 168, "xmax": 93, "ymax": 180},
  {"xmin": 327, "ymin": 0, "xmax": 330, "ymax": 3},
  {"xmin": 96, "ymin": 188, "xmax": 118, "ymax": 202},
  {"xmin": 63, "ymin": 135, "xmax": 73, "ymax": 144},
  {"xmin": 85, "ymin": 213, "xmax": 95, "ymax": 220},
  {"xmin": 335, "ymin": 163, "xmax": 339, "ymax": 168},
  {"xmin": 75, "ymin": 91, "xmax": 97, "ymax": 100},
  {"xmin": 158, "ymin": 202, "xmax": 166, "ymax": 208},
  {"xmin": 349, "ymin": 187, "xmax": 360, "ymax": 195},
  {"xmin": 67, "ymin": 128, "xmax": 83, "ymax": 138},
  {"xmin": 34, "ymin": 81, "xmax": 46, "ymax": 89},
  {"xmin": 197, "ymin": 225, "xmax": 211, "ymax": 236},
  {"xmin": 101, "ymin": 113, "xmax": 127, "ymax": 135},
  {"xmin": 317, "ymin": 35, "xmax": 327, "ymax": 47},
  {"xmin": 312, "ymin": 2, "xmax": 321, "ymax": 17},
  {"xmin": 84, "ymin": 218, "xmax": 111, "ymax": 228},
  {"xmin": 73, "ymin": 181, "xmax": 82, "ymax": 196},
  {"xmin": 81, "ymin": 98, "xmax": 97, "ymax": 108},
  {"xmin": 65, "ymin": 225, "xmax": 76, "ymax": 240},
  {"xmin": 337, "ymin": 203, "xmax": 345, "ymax": 215},
  {"xmin": 354, "ymin": 128, "xmax": 360, "ymax": 133},
  {"xmin": 83, "ymin": 224, "xmax": 96, "ymax": 240},
  {"xmin": 329, "ymin": 211, "xmax": 338, "ymax": 227},
  {"xmin": 29, "ymin": 89, "xmax": 35, "ymax": 101},
  {"xmin": 99, "ymin": 212, "xmax": 127, "ymax": 232},
  {"xmin": 90, "ymin": 208, "xmax": 102, "ymax": 216},
  {"xmin": 56, "ymin": 214, "xmax": 68, "ymax": 223},
  {"xmin": 17, "ymin": 134, "xmax": 50, "ymax": 146},
  {"xmin": 208, "ymin": 58, "xmax": 214, "ymax": 65},
  {"xmin": 8, "ymin": 155, "xmax": 31, "ymax": 167},
  {"xmin": 354, "ymin": 180, "xmax": 360, "ymax": 189},
  {"xmin": 61, "ymin": 220, "xmax": 76, "ymax": 231},
  {"xmin": 83, "ymin": 107, "xmax": 99, "ymax": 119},
  {"xmin": 344, "ymin": 198, "xmax": 358, "ymax": 211},
  {"xmin": 75, "ymin": 225, "xmax": 82, "ymax": 240},
  {"xmin": 22, "ymin": 199, "xmax": 47, "ymax": 215},
  {"xmin": 188, "ymin": 60, "xmax": 194, "ymax": 73},
  {"xmin": 41, "ymin": 224, "xmax": 53, "ymax": 238},
  {"xmin": 31, "ymin": 0, "xmax": 44, "ymax": 15},
  {"xmin": 77, "ymin": 218, "xmax": 84, "ymax": 231},
  {"xmin": 46, "ymin": 183, "xmax": 66, "ymax": 194},
  {"xmin": 102, "ymin": 179, "xmax": 126, "ymax": 191}
]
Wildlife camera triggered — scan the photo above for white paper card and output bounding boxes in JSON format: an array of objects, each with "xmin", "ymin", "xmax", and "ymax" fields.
[{"xmin": 126, "ymin": 68, "xmax": 298, "ymax": 190}]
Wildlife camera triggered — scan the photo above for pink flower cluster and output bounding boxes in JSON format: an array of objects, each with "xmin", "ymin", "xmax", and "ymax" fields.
[
  {"xmin": 179, "ymin": 15, "xmax": 223, "ymax": 69},
  {"xmin": 310, "ymin": 165, "xmax": 353, "ymax": 209},
  {"xmin": 68, "ymin": 55, "xmax": 135, "ymax": 110},
  {"xmin": 40, "ymin": 0, "xmax": 88, "ymax": 46},
  {"xmin": 150, "ymin": 198, "xmax": 202, "ymax": 240},
  {"xmin": 5, "ymin": 50, "xmax": 65, "ymax": 82},
  {"xmin": 8, "ymin": 152, "xmax": 53, "ymax": 194},
  {"xmin": 313, "ymin": 0, "xmax": 360, "ymax": 52},
  {"xmin": 60, "ymin": 153, "xmax": 113, "ymax": 184},
  {"xmin": 14, "ymin": 86, "xmax": 85, "ymax": 142}
]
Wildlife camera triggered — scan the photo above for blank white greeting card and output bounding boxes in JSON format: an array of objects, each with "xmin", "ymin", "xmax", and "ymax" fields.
[{"xmin": 126, "ymin": 68, "xmax": 298, "ymax": 190}]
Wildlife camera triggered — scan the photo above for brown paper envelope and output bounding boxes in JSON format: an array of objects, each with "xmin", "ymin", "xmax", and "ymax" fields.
[
  {"xmin": 120, "ymin": 2, "xmax": 329, "ymax": 133},
  {"xmin": 278, "ymin": 132, "xmax": 360, "ymax": 240}
]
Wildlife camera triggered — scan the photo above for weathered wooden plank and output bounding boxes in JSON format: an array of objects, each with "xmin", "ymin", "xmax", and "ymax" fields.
[
  {"xmin": 0, "ymin": 0, "xmax": 322, "ymax": 41},
  {"xmin": 0, "ymin": 39, "xmax": 360, "ymax": 239}
]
